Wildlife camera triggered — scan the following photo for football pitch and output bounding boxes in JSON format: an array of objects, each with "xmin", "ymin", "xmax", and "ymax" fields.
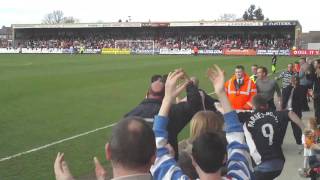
[{"xmin": 0, "ymin": 54, "xmax": 298, "ymax": 179}]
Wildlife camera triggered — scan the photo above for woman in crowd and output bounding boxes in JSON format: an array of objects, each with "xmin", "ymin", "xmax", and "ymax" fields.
[{"xmin": 178, "ymin": 111, "xmax": 226, "ymax": 179}]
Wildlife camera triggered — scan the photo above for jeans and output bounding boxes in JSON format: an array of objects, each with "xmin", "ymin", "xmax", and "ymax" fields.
[{"xmin": 254, "ymin": 159, "xmax": 284, "ymax": 180}]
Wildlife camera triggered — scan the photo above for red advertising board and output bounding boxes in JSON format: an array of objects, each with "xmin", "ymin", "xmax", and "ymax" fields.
[
  {"xmin": 290, "ymin": 50, "xmax": 320, "ymax": 56},
  {"xmin": 223, "ymin": 49, "xmax": 256, "ymax": 56}
]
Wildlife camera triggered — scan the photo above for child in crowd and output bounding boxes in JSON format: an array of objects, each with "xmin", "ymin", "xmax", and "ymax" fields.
[{"xmin": 299, "ymin": 118, "xmax": 320, "ymax": 179}]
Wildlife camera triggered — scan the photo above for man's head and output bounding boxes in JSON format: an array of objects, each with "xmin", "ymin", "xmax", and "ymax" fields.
[
  {"xmin": 252, "ymin": 94, "xmax": 269, "ymax": 111},
  {"xmin": 192, "ymin": 132, "xmax": 226, "ymax": 174},
  {"xmin": 257, "ymin": 66, "xmax": 268, "ymax": 80},
  {"xmin": 307, "ymin": 58, "xmax": 313, "ymax": 65},
  {"xmin": 106, "ymin": 116, "xmax": 156, "ymax": 170},
  {"xmin": 251, "ymin": 64, "xmax": 258, "ymax": 75},
  {"xmin": 300, "ymin": 57, "xmax": 306, "ymax": 65},
  {"xmin": 287, "ymin": 63, "xmax": 293, "ymax": 72},
  {"xmin": 147, "ymin": 80, "xmax": 165, "ymax": 99},
  {"xmin": 234, "ymin": 65, "xmax": 245, "ymax": 79}
]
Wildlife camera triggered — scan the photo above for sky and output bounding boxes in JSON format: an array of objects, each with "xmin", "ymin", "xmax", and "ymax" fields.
[{"xmin": 0, "ymin": 0, "xmax": 319, "ymax": 32}]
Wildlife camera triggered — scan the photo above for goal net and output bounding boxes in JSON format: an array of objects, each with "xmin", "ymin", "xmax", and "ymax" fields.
[{"xmin": 115, "ymin": 40, "xmax": 155, "ymax": 55}]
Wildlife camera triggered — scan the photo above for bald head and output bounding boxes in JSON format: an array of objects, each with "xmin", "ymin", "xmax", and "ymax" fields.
[
  {"xmin": 110, "ymin": 116, "xmax": 156, "ymax": 169},
  {"xmin": 190, "ymin": 76, "xmax": 199, "ymax": 87}
]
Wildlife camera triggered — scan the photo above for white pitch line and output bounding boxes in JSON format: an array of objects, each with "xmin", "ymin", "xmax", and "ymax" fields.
[
  {"xmin": 0, "ymin": 62, "xmax": 33, "ymax": 67},
  {"xmin": 0, "ymin": 66, "xmax": 288, "ymax": 162},
  {"xmin": 0, "ymin": 123, "xmax": 116, "ymax": 162}
]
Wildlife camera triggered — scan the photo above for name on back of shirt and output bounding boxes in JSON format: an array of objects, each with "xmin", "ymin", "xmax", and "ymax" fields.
[{"xmin": 248, "ymin": 112, "xmax": 279, "ymax": 127}]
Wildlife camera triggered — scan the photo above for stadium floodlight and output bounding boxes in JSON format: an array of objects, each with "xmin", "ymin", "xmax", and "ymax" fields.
[{"xmin": 115, "ymin": 40, "xmax": 155, "ymax": 55}]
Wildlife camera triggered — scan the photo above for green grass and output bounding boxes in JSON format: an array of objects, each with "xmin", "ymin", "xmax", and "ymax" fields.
[{"xmin": 0, "ymin": 54, "xmax": 298, "ymax": 179}]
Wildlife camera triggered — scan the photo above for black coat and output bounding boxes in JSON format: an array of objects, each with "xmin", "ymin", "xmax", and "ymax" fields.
[
  {"xmin": 125, "ymin": 83, "xmax": 202, "ymax": 159},
  {"xmin": 282, "ymin": 85, "xmax": 305, "ymax": 117},
  {"xmin": 307, "ymin": 72, "xmax": 320, "ymax": 98},
  {"xmin": 198, "ymin": 89, "xmax": 219, "ymax": 112}
]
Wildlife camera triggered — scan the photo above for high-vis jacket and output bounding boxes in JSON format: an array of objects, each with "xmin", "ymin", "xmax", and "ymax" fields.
[
  {"xmin": 250, "ymin": 74, "xmax": 257, "ymax": 83},
  {"xmin": 225, "ymin": 73, "xmax": 257, "ymax": 110}
]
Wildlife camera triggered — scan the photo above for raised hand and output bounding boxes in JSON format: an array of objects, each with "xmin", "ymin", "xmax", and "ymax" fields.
[
  {"xmin": 207, "ymin": 65, "xmax": 225, "ymax": 95},
  {"xmin": 164, "ymin": 69, "xmax": 190, "ymax": 103},
  {"xmin": 159, "ymin": 68, "xmax": 190, "ymax": 117},
  {"xmin": 207, "ymin": 65, "xmax": 232, "ymax": 113},
  {"xmin": 94, "ymin": 157, "xmax": 107, "ymax": 180},
  {"xmin": 54, "ymin": 152, "xmax": 75, "ymax": 180}
]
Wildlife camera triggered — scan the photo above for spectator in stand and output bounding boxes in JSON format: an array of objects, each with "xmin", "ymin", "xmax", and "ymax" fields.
[
  {"xmin": 54, "ymin": 116, "xmax": 156, "ymax": 180},
  {"xmin": 256, "ymin": 66, "xmax": 281, "ymax": 111},
  {"xmin": 224, "ymin": 65, "xmax": 256, "ymax": 110},
  {"xmin": 14, "ymin": 30, "xmax": 293, "ymax": 50},
  {"xmin": 151, "ymin": 67, "xmax": 254, "ymax": 180}
]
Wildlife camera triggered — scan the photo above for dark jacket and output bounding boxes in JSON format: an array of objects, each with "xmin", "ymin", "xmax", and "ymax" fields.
[
  {"xmin": 125, "ymin": 83, "xmax": 202, "ymax": 159},
  {"xmin": 198, "ymin": 89, "xmax": 219, "ymax": 112},
  {"xmin": 307, "ymin": 72, "xmax": 320, "ymax": 98},
  {"xmin": 282, "ymin": 85, "xmax": 305, "ymax": 117}
]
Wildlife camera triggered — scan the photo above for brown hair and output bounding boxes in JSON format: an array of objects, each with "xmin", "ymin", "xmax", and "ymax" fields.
[{"xmin": 190, "ymin": 111, "xmax": 224, "ymax": 141}]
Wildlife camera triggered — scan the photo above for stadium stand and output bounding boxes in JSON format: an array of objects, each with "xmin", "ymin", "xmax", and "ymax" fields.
[{"xmin": 6, "ymin": 20, "xmax": 301, "ymax": 53}]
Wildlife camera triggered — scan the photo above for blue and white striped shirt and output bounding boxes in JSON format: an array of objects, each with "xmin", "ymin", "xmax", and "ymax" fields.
[{"xmin": 151, "ymin": 111, "xmax": 254, "ymax": 180}]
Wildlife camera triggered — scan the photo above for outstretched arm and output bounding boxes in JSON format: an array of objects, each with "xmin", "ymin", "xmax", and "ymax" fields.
[
  {"xmin": 151, "ymin": 69, "xmax": 190, "ymax": 180},
  {"xmin": 288, "ymin": 111, "xmax": 305, "ymax": 130},
  {"xmin": 207, "ymin": 65, "xmax": 254, "ymax": 180},
  {"xmin": 207, "ymin": 65, "xmax": 232, "ymax": 114}
]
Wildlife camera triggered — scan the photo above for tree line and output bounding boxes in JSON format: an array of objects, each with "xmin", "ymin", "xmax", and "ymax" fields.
[{"xmin": 42, "ymin": 5, "xmax": 266, "ymax": 24}]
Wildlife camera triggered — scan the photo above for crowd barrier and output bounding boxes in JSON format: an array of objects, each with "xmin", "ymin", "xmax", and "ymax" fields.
[
  {"xmin": 198, "ymin": 49, "xmax": 223, "ymax": 55},
  {"xmin": 223, "ymin": 49, "xmax": 256, "ymax": 56},
  {"xmin": 1, "ymin": 48, "xmax": 319, "ymax": 57},
  {"xmin": 290, "ymin": 49, "xmax": 320, "ymax": 56},
  {"xmin": 256, "ymin": 49, "xmax": 290, "ymax": 56},
  {"xmin": 131, "ymin": 49, "xmax": 157, "ymax": 55},
  {"xmin": 0, "ymin": 48, "xmax": 101, "ymax": 54},
  {"xmin": 101, "ymin": 48, "xmax": 130, "ymax": 55},
  {"xmin": 159, "ymin": 48, "xmax": 192, "ymax": 55}
]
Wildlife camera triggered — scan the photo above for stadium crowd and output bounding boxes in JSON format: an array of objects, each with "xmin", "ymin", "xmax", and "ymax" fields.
[
  {"xmin": 52, "ymin": 57, "xmax": 320, "ymax": 180},
  {"xmin": 10, "ymin": 31, "xmax": 292, "ymax": 50}
]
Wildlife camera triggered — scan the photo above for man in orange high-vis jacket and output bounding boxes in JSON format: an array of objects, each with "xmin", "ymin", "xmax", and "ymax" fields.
[{"xmin": 225, "ymin": 65, "xmax": 257, "ymax": 110}]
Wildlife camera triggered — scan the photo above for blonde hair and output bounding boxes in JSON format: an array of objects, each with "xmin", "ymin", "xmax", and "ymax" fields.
[
  {"xmin": 190, "ymin": 111, "xmax": 224, "ymax": 141},
  {"xmin": 308, "ymin": 117, "xmax": 318, "ymax": 131}
]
